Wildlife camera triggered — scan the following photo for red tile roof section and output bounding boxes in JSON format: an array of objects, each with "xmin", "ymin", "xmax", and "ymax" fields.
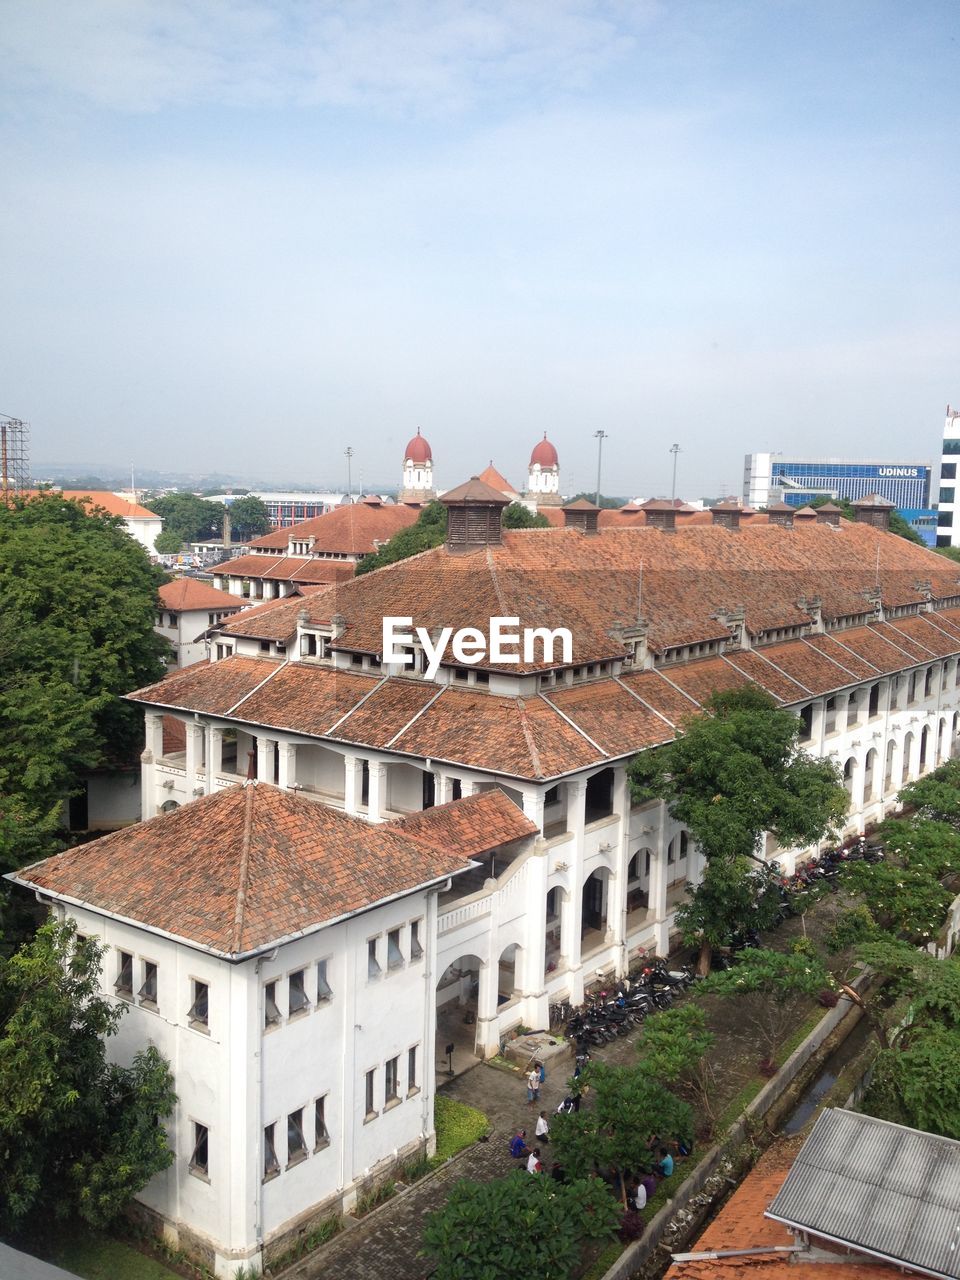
[
  {"xmin": 246, "ymin": 503, "xmax": 418, "ymax": 555},
  {"xmin": 12, "ymin": 783, "xmax": 504, "ymax": 956},
  {"xmin": 158, "ymin": 578, "xmax": 242, "ymax": 612},
  {"xmin": 219, "ymin": 554, "xmax": 354, "ymax": 585},
  {"xmin": 668, "ymin": 1143, "xmax": 891, "ymax": 1280}
]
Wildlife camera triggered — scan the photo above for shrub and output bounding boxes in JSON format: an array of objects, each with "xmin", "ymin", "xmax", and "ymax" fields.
[
  {"xmin": 618, "ymin": 1209, "xmax": 646, "ymax": 1242},
  {"xmin": 433, "ymin": 1095, "xmax": 489, "ymax": 1161}
]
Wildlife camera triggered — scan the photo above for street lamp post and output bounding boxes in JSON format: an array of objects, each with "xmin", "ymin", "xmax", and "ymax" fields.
[
  {"xmin": 345, "ymin": 446, "xmax": 354, "ymax": 504},
  {"xmin": 594, "ymin": 430, "xmax": 608, "ymax": 506},
  {"xmin": 670, "ymin": 443, "xmax": 681, "ymax": 502}
]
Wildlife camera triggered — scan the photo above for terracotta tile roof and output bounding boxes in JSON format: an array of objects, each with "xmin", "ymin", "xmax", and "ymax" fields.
[
  {"xmin": 618, "ymin": 670, "xmax": 702, "ymax": 726},
  {"xmin": 158, "ymin": 578, "xmax": 242, "ymax": 612},
  {"xmin": 821, "ymin": 625, "xmax": 916, "ymax": 675},
  {"xmin": 723, "ymin": 650, "xmax": 812, "ymax": 703},
  {"xmin": 237, "ymin": 664, "xmax": 374, "ymax": 738},
  {"xmin": 218, "ymin": 593, "xmax": 334, "ymax": 641},
  {"xmin": 884, "ymin": 614, "xmax": 959, "ymax": 658},
  {"xmin": 392, "ymin": 789, "xmax": 536, "ymax": 853},
  {"xmin": 39, "ymin": 490, "xmax": 162, "ymax": 520},
  {"xmin": 476, "ymin": 464, "xmax": 519, "ymax": 496},
  {"xmin": 801, "ymin": 634, "xmax": 881, "ymax": 681},
  {"xmin": 218, "ymin": 554, "xmax": 354, "ymax": 585},
  {"xmin": 10, "ymin": 783, "xmax": 487, "ymax": 957},
  {"xmin": 246, "ymin": 502, "xmax": 418, "ymax": 554},
  {"xmin": 742, "ymin": 639, "xmax": 861, "ymax": 696},
  {"xmin": 162, "ymin": 716, "xmax": 185, "ymax": 754},
  {"xmin": 658, "ymin": 656, "xmax": 757, "ymax": 705},
  {"xmin": 668, "ymin": 1142, "xmax": 891, "ymax": 1280},
  {"xmin": 134, "ymin": 656, "xmax": 284, "ymax": 716},
  {"xmin": 546, "ymin": 680, "xmax": 674, "ymax": 755}
]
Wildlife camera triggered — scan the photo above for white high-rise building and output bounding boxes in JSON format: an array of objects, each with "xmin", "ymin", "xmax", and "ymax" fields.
[{"xmin": 937, "ymin": 406, "xmax": 960, "ymax": 548}]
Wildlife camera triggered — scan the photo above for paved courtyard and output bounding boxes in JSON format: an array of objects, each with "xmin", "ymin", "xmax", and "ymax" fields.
[{"xmin": 288, "ymin": 1019, "xmax": 646, "ymax": 1280}]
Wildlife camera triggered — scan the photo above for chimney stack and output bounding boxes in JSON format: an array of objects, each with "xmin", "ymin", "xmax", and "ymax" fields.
[
  {"xmin": 766, "ymin": 501, "xmax": 795, "ymax": 528},
  {"xmin": 815, "ymin": 502, "xmax": 844, "ymax": 526},
  {"xmin": 852, "ymin": 494, "xmax": 895, "ymax": 531},
  {"xmin": 440, "ymin": 477, "xmax": 510, "ymax": 550},
  {"xmin": 562, "ymin": 498, "xmax": 600, "ymax": 535},
  {"xmin": 711, "ymin": 501, "xmax": 743, "ymax": 530}
]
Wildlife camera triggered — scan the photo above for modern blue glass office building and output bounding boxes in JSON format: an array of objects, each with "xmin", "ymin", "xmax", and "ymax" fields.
[{"xmin": 744, "ymin": 453, "xmax": 935, "ymax": 545}]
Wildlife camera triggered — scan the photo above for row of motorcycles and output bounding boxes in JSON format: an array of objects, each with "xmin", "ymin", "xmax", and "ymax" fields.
[
  {"xmin": 566, "ymin": 957, "xmax": 696, "ymax": 1046},
  {"xmin": 565, "ymin": 838, "xmax": 886, "ymax": 1041}
]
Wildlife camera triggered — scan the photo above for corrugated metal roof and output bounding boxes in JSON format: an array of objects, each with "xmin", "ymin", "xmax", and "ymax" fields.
[{"xmin": 766, "ymin": 1109, "xmax": 960, "ymax": 1280}]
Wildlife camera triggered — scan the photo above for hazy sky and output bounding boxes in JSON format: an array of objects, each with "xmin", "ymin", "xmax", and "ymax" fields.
[{"xmin": 2, "ymin": 1, "xmax": 959, "ymax": 497}]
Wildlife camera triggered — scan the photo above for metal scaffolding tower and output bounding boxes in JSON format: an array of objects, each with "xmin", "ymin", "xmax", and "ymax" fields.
[{"xmin": 0, "ymin": 415, "xmax": 30, "ymax": 502}]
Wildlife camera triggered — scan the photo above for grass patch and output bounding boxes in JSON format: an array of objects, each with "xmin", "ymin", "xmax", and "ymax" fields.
[
  {"xmin": 44, "ymin": 1228, "xmax": 180, "ymax": 1280},
  {"xmin": 433, "ymin": 1095, "xmax": 489, "ymax": 1162},
  {"xmin": 581, "ymin": 1240, "xmax": 625, "ymax": 1280},
  {"xmin": 356, "ymin": 1181, "xmax": 397, "ymax": 1216}
]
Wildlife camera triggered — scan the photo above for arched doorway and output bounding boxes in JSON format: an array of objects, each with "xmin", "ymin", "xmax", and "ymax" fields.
[
  {"xmin": 498, "ymin": 943, "xmax": 522, "ymax": 1007},
  {"xmin": 863, "ymin": 749, "xmax": 877, "ymax": 804},
  {"xmin": 544, "ymin": 886, "xmax": 567, "ymax": 978},
  {"xmin": 436, "ymin": 954, "xmax": 483, "ymax": 1069},
  {"xmin": 884, "ymin": 739, "xmax": 896, "ymax": 793},
  {"xmin": 901, "ymin": 732, "xmax": 914, "ymax": 785},
  {"xmin": 581, "ymin": 867, "xmax": 611, "ymax": 955}
]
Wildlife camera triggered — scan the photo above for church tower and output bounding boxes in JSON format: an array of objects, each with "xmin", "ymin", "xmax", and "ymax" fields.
[
  {"xmin": 398, "ymin": 429, "xmax": 436, "ymax": 503},
  {"xmin": 525, "ymin": 434, "xmax": 561, "ymax": 505}
]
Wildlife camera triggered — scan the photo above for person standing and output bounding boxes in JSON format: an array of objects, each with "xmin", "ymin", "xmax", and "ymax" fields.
[
  {"xmin": 535, "ymin": 1111, "xmax": 550, "ymax": 1144},
  {"xmin": 527, "ymin": 1066, "xmax": 540, "ymax": 1105}
]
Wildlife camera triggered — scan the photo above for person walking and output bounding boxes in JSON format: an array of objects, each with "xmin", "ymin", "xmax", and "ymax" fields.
[
  {"xmin": 526, "ymin": 1066, "xmax": 540, "ymax": 1105},
  {"xmin": 535, "ymin": 1110, "xmax": 550, "ymax": 1144}
]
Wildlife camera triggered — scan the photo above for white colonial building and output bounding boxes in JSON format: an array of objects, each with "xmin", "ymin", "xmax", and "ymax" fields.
[
  {"xmin": 156, "ymin": 578, "xmax": 244, "ymax": 668},
  {"xmin": 10, "ymin": 785, "xmax": 531, "ymax": 1276},
  {"xmin": 12, "ymin": 484, "xmax": 960, "ymax": 1275},
  {"xmin": 525, "ymin": 433, "xmax": 562, "ymax": 504}
]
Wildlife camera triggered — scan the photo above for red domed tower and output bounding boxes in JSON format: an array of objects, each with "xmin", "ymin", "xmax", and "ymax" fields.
[
  {"xmin": 399, "ymin": 428, "xmax": 436, "ymax": 503},
  {"xmin": 526, "ymin": 433, "xmax": 561, "ymax": 504}
]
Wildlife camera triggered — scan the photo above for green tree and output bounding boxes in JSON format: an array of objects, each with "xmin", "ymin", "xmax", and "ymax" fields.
[
  {"xmin": 355, "ymin": 501, "xmax": 447, "ymax": 575},
  {"xmin": 154, "ymin": 529, "xmax": 182, "ymax": 555},
  {"xmin": 634, "ymin": 1004, "xmax": 718, "ymax": 1134},
  {"xmin": 228, "ymin": 494, "xmax": 271, "ymax": 541},
  {"xmin": 423, "ymin": 1169, "xmax": 618, "ymax": 1280},
  {"xmin": 568, "ymin": 491, "xmax": 624, "ymax": 509},
  {"xmin": 502, "ymin": 502, "xmax": 550, "ymax": 528},
  {"xmin": 0, "ymin": 921, "xmax": 176, "ymax": 1232},
  {"xmin": 673, "ymin": 857, "xmax": 789, "ymax": 974},
  {"xmin": 0, "ymin": 495, "xmax": 169, "ymax": 873},
  {"xmin": 898, "ymin": 760, "xmax": 960, "ymax": 826},
  {"xmin": 551, "ymin": 1062, "xmax": 692, "ymax": 1204},
  {"xmin": 629, "ymin": 687, "xmax": 847, "ymax": 971},
  {"xmin": 149, "ymin": 492, "xmax": 224, "ymax": 542},
  {"xmin": 696, "ymin": 944, "xmax": 833, "ymax": 1066}
]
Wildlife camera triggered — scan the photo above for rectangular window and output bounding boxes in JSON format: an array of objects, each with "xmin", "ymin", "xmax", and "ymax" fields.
[
  {"xmin": 451, "ymin": 779, "xmax": 462, "ymax": 801},
  {"xmin": 188, "ymin": 979, "xmax": 209, "ymax": 1029},
  {"xmin": 942, "ymin": 487, "xmax": 956, "ymax": 504},
  {"xmin": 387, "ymin": 928, "xmax": 404, "ymax": 970},
  {"xmin": 287, "ymin": 1108, "xmax": 307, "ymax": 1165},
  {"xmin": 264, "ymin": 981, "xmax": 281, "ymax": 1028},
  {"xmin": 301, "ymin": 633, "xmax": 317, "ymax": 657},
  {"xmin": 139, "ymin": 960, "xmax": 158, "ymax": 1008},
  {"xmin": 385, "ymin": 1057, "xmax": 399, "ymax": 1104},
  {"xmin": 264, "ymin": 1123, "xmax": 280, "ymax": 1178},
  {"xmin": 410, "ymin": 919, "xmax": 424, "ymax": 961},
  {"xmin": 115, "ymin": 950, "xmax": 133, "ymax": 998},
  {"xmin": 316, "ymin": 959, "xmax": 332, "ymax": 1002},
  {"xmin": 189, "ymin": 1122, "xmax": 209, "ymax": 1177},
  {"xmin": 288, "ymin": 969, "xmax": 310, "ymax": 1016},
  {"xmin": 942, "ymin": 463, "xmax": 957, "ymax": 480},
  {"xmin": 408, "ymin": 1045, "xmax": 418, "ymax": 1094},
  {"xmin": 315, "ymin": 1096, "xmax": 329, "ymax": 1148},
  {"xmin": 365, "ymin": 1068, "xmax": 376, "ymax": 1118},
  {"xmin": 367, "ymin": 938, "xmax": 381, "ymax": 980}
]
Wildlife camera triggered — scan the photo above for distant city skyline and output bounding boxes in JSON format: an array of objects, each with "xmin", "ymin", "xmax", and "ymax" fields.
[{"xmin": 3, "ymin": 1, "xmax": 960, "ymax": 497}]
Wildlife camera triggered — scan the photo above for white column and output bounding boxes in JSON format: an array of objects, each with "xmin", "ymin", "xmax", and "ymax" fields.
[
  {"xmin": 522, "ymin": 789, "xmax": 545, "ymax": 833},
  {"xmin": 256, "ymin": 736, "xmax": 275, "ymax": 783},
  {"xmin": 344, "ymin": 755, "xmax": 364, "ymax": 815},
  {"xmin": 436, "ymin": 774, "xmax": 456, "ymax": 806},
  {"xmin": 462, "ymin": 778, "xmax": 481, "ymax": 798},
  {"xmin": 185, "ymin": 722, "xmax": 204, "ymax": 795},
  {"xmin": 605, "ymin": 769, "xmax": 629, "ymax": 973},
  {"xmin": 368, "ymin": 762, "xmax": 387, "ymax": 823},
  {"xmin": 475, "ymin": 959, "xmax": 499, "ymax": 1057},
  {"xmin": 563, "ymin": 779, "xmax": 587, "ymax": 1002},
  {"xmin": 648, "ymin": 807, "xmax": 669, "ymax": 954},
  {"xmin": 207, "ymin": 726, "xmax": 223, "ymax": 790},
  {"xmin": 277, "ymin": 741, "xmax": 297, "ymax": 790},
  {"xmin": 521, "ymin": 847, "xmax": 548, "ymax": 1002}
]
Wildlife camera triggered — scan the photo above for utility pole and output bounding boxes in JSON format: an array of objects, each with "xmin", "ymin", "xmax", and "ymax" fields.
[
  {"xmin": 670, "ymin": 443, "xmax": 681, "ymax": 502},
  {"xmin": 594, "ymin": 430, "xmax": 608, "ymax": 506},
  {"xmin": 345, "ymin": 446, "xmax": 354, "ymax": 503}
]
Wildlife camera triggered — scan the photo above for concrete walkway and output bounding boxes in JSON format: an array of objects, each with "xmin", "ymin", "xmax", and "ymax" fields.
[
  {"xmin": 286, "ymin": 1013, "xmax": 653, "ymax": 1280},
  {"xmin": 287, "ymin": 1047, "xmax": 587, "ymax": 1280}
]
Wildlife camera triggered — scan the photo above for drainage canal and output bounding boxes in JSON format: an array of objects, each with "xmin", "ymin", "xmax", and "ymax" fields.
[{"xmin": 780, "ymin": 1015, "xmax": 875, "ymax": 1135}]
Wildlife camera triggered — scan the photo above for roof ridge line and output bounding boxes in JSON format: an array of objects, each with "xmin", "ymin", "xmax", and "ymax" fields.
[
  {"xmin": 870, "ymin": 620, "xmax": 932, "ymax": 663},
  {"xmin": 324, "ymin": 674, "xmax": 391, "ymax": 737},
  {"xmin": 231, "ymin": 784, "xmax": 255, "ymax": 954},
  {"xmin": 724, "ymin": 648, "xmax": 812, "ymax": 697},
  {"xmin": 656, "ymin": 668, "xmax": 706, "ymax": 710},
  {"xmin": 515, "ymin": 699, "xmax": 544, "ymax": 777},
  {"xmin": 538, "ymin": 691, "xmax": 608, "ymax": 757},
  {"xmin": 884, "ymin": 615, "xmax": 941, "ymax": 658},
  {"xmin": 920, "ymin": 610, "xmax": 960, "ymax": 644},
  {"xmin": 385, "ymin": 685, "xmax": 447, "ymax": 749},
  {"xmin": 225, "ymin": 657, "xmax": 288, "ymax": 716},
  {"xmin": 812, "ymin": 631, "xmax": 881, "ymax": 675},
  {"xmin": 612, "ymin": 675, "xmax": 677, "ymax": 728}
]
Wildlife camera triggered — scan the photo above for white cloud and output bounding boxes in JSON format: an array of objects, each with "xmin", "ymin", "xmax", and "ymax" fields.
[{"xmin": 0, "ymin": 0, "xmax": 655, "ymax": 114}]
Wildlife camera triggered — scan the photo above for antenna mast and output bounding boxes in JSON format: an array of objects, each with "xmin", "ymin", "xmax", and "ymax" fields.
[{"xmin": 0, "ymin": 415, "xmax": 30, "ymax": 502}]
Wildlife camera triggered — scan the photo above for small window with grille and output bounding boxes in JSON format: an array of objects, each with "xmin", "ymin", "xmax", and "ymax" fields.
[
  {"xmin": 288, "ymin": 969, "xmax": 310, "ymax": 1017},
  {"xmin": 139, "ymin": 960, "xmax": 158, "ymax": 1009},
  {"xmin": 188, "ymin": 980, "xmax": 209, "ymax": 1029},
  {"xmin": 189, "ymin": 1122, "xmax": 209, "ymax": 1178}
]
